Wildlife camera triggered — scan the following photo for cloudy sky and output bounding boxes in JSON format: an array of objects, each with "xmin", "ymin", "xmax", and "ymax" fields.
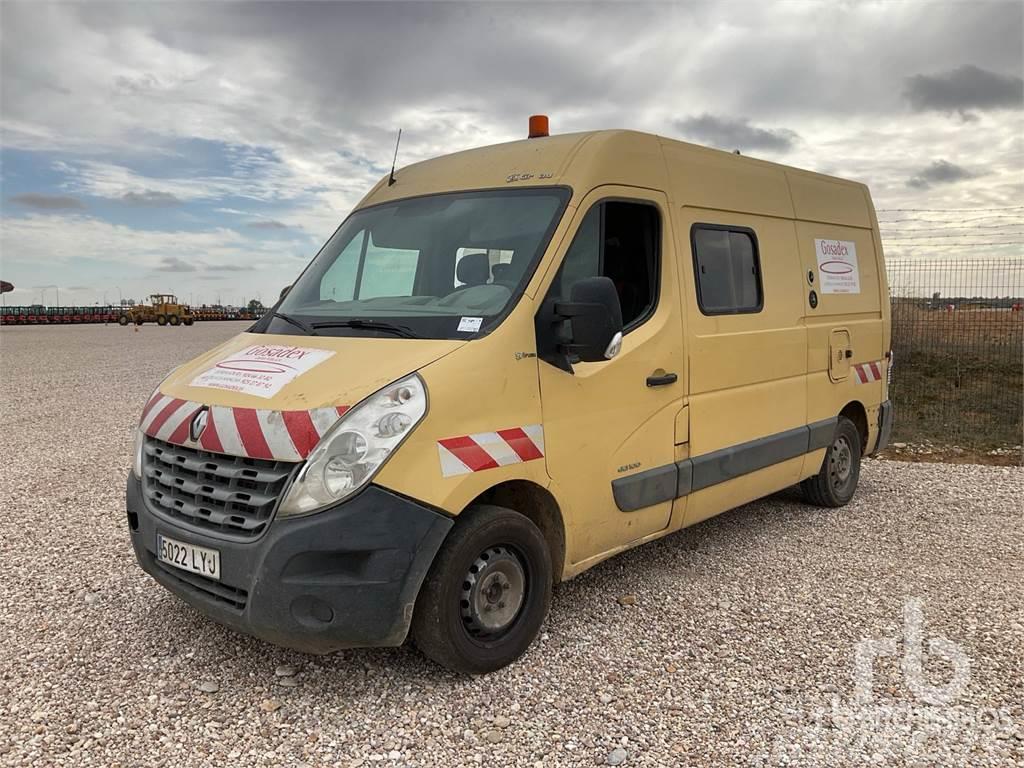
[{"xmin": 1, "ymin": 1, "xmax": 1021, "ymax": 307}]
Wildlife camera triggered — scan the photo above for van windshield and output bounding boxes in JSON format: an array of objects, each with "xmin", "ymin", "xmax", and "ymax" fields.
[{"xmin": 263, "ymin": 188, "xmax": 570, "ymax": 339}]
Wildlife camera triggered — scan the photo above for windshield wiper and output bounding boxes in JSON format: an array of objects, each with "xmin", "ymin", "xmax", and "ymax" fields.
[
  {"xmin": 310, "ymin": 318, "xmax": 420, "ymax": 338},
  {"xmin": 269, "ymin": 311, "xmax": 318, "ymax": 336}
]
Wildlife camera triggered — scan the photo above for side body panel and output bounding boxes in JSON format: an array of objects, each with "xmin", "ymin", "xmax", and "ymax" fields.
[
  {"xmin": 675, "ymin": 206, "xmax": 810, "ymax": 526},
  {"xmin": 373, "ymin": 296, "xmax": 551, "ymax": 517}
]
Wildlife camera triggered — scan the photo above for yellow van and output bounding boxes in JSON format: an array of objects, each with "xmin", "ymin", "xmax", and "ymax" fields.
[{"xmin": 127, "ymin": 120, "xmax": 893, "ymax": 673}]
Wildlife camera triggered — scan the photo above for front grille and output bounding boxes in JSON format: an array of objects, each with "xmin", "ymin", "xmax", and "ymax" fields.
[{"xmin": 142, "ymin": 438, "xmax": 294, "ymax": 539}]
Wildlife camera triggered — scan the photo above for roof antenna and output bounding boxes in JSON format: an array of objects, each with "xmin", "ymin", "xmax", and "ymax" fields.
[{"xmin": 388, "ymin": 129, "xmax": 402, "ymax": 186}]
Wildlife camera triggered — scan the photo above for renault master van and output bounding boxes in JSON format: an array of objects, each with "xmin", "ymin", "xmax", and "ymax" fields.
[{"xmin": 127, "ymin": 120, "xmax": 893, "ymax": 674}]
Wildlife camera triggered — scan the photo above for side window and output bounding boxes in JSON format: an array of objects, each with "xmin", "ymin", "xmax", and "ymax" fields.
[
  {"xmin": 553, "ymin": 200, "xmax": 659, "ymax": 330},
  {"xmin": 691, "ymin": 225, "xmax": 762, "ymax": 314}
]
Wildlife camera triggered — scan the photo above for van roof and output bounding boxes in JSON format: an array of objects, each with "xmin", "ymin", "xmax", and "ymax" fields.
[{"xmin": 360, "ymin": 129, "xmax": 874, "ymax": 228}]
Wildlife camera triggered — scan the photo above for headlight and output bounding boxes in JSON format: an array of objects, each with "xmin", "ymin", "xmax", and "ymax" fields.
[
  {"xmin": 132, "ymin": 427, "xmax": 145, "ymax": 479},
  {"xmin": 278, "ymin": 373, "xmax": 428, "ymax": 516}
]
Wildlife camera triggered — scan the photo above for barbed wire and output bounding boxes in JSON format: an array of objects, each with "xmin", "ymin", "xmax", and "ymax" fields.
[
  {"xmin": 881, "ymin": 221, "xmax": 1023, "ymax": 231},
  {"xmin": 880, "ymin": 214, "xmax": 1023, "ymax": 224},
  {"xmin": 884, "ymin": 231, "xmax": 1024, "ymax": 241},
  {"xmin": 877, "ymin": 205, "xmax": 1024, "ymax": 213},
  {"xmin": 885, "ymin": 242, "xmax": 1024, "ymax": 247},
  {"xmin": 878, "ymin": 206, "xmax": 1023, "ymax": 255}
]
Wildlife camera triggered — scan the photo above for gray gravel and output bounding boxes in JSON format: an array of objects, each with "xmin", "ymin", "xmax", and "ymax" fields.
[{"xmin": 1, "ymin": 323, "xmax": 1022, "ymax": 767}]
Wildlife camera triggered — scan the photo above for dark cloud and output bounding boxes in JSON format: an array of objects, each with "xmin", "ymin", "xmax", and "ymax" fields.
[
  {"xmin": 907, "ymin": 160, "xmax": 977, "ymax": 189},
  {"xmin": 206, "ymin": 263, "xmax": 249, "ymax": 271},
  {"xmin": 903, "ymin": 65, "xmax": 1023, "ymax": 114},
  {"xmin": 246, "ymin": 220, "xmax": 288, "ymax": 230},
  {"xmin": 155, "ymin": 256, "xmax": 197, "ymax": 272},
  {"xmin": 121, "ymin": 190, "xmax": 182, "ymax": 206},
  {"xmin": 8, "ymin": 193, "xmax": 84, "ymax": 210},
  {"xmin": 674, "ymin": 114, "xmax": 798, "ymax": 153}
]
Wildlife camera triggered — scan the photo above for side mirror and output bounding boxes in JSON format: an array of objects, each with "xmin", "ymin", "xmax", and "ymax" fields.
[
  {"xmin": 554, "ymin": 276, "xmax": 624, "ymax": 362},
  {"xmin": 279, "ymin": 285, "xmax": 291, "ymax": 301}
]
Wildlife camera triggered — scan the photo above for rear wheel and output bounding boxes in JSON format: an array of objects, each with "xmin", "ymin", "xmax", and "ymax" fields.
[
  {"xmin": 802, "ymin": 416, "xmax": 862, "ymax": 507},
  {"xmin": 411, "ymin": 505, "xmax": 552, "ymax": 675},
  {"xmin": 168, "ymin": 314, "xmax": 180, "ymax": 326},
  {"xmin": 117, "ymin": 315, "xmax": 129, "ymax": 326},
  {"xmin": 156, "ymin": 315, "xmax": 167, "ymax": 326},
  {"xmin": 183, "ymin": 317, "xmax": 194, "ymax": 326}
]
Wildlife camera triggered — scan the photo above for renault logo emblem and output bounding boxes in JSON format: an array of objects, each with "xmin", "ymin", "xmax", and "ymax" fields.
[{"xmin": 190, "ymin": 408, "xmax": 209, "ymax": 442}]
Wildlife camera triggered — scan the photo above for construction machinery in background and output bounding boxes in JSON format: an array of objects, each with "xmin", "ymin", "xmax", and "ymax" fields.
[
  {"xmin": 1, "ymin": 299, "xmax": 263, "ymax": 326},
  {"xmin": 117, "ymin": 294, "xmax": 195, "ymax": 327}
]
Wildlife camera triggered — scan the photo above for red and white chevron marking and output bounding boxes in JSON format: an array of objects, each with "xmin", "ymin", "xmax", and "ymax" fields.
[
  {"xmin": 139, "ymin": 392, "xmax": 348, "ymax": 461},
  {"xmin": 852, "ymin": 360, "xmax": 883, "ymax": 384},
  {"xmin": 437, "ymin": 425, "xmax": 545, "ymax": 477}
]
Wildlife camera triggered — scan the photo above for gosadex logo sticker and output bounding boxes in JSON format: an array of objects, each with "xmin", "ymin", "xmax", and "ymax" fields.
[
  {"xmin": 190, "ymin": 344, "xmax": 335, "ymax": 398},
  {"xmin": 814, "ymin": 238, "xmax": 861, "ymax": 294}
]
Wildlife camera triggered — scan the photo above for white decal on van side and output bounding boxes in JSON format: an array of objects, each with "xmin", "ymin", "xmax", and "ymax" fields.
[
  {"xmin": 190, "ymin": 345, "xmax": 335, "ymax": 398},
  {"xmin": 815, "ymin": 239, "xmax": 861, "ymax": 294}
]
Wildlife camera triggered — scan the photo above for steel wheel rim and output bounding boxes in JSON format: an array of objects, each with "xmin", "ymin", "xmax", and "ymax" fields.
[
  {"xmin": 829, "ymin": 435, "xmax": 853, "ymax": 490},
  {"xmin": 460, "ymin": 546, "xmax": 526, "ymax": 639}
]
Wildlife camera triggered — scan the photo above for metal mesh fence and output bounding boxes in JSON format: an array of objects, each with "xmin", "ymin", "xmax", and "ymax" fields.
[{"xmin": 887, "ymin": 258, "xmax": 1023, "ymax": 449}]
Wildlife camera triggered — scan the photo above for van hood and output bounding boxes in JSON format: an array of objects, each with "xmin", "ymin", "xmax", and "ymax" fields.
[{"xmin": 142, "ymin": 332, "xmax": 462, "ymax": 461}]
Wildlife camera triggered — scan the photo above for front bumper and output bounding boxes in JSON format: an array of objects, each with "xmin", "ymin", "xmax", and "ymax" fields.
[
  {"xmin": 873, "ymin": 399, "xmax": 894, "ymax": 454},
  {"xmin": 127, "ymin": 475, "xmax": 452, "ymax": 653}
]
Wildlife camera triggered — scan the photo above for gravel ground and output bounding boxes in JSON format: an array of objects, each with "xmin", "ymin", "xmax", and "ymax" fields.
[{"xmin": 1, "ymin": 323, "xmax": 1022, "ymax": 768}]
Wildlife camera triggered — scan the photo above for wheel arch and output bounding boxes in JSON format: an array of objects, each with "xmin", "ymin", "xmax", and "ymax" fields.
[
  {"xmin": 468, "ymin": 480, "xmax": 566, "ymax": 584},
  {"xmin": 840, "ymin": 400, "xmax": 869, "ymax": 451}
]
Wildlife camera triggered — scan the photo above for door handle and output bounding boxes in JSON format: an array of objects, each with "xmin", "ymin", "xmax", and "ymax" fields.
[{"xmin": 646, "ymin": 372, "xmax": 678, "ymax": 387}]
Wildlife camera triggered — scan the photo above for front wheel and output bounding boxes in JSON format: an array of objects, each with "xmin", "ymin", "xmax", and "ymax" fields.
[
  {"xmin": 411, "ymin": 505, "xmax": 552, "ymax": 675},
  {"xmin": 802, "ymin": 416, "xmax": 862, "ymax": 507},
  {"xmin": 168, "ymin": 314, "xmax": 180, "ymax": 326},
  {"xmin": 183, "ymin": 317, "xmax": 194, "ymax": 326},
  {"xmin": 156, "ymin": 315, "xmax": 167, "ymax": 326},
  {"xmin": 117, "ymin": 315, "xmax": 129, "ymax": 326}
]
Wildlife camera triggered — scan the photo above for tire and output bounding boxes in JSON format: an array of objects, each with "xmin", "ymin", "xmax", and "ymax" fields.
[
  {"xmin": 156, "ymin": 315, "xmax": 167, "ymax": 326},
  {"xmin": 411, "ymin": 504, "xmax": 552, "ymax": 675},
  {"xmin": 135, "ymin": 317, "xmax": 144, "ymax": 326},
  {"xmin": 168, "ymin": 314, "xmax": 180, "ymax": 326},
  {"xmin": 802, "ymin": 416, "xmax": 862, "ymax": 507},
  {"xmin": 183, "ymin": 317, "xmax": 194, "ymax": 326},
  {"xmin": 117, "ymin": 315, "xmax": 129, "ymax": 326}
]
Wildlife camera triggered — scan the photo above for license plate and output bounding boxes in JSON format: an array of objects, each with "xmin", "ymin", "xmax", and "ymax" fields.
[{"xmin": 157, "ymin": 534, "xmax": 221, "ymax": 581}]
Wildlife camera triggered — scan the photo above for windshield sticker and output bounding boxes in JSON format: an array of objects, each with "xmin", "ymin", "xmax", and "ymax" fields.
[
  {"xmin": 190, "ymin": 344, "xmax": 335, "ymax": 399},
  {"xmin": 457, "ymin": 316, "xmax": 483, "ymax": 333},
  {"xmin": 815, "ymin": 239, "xmax": 861, "ymax": 294}
]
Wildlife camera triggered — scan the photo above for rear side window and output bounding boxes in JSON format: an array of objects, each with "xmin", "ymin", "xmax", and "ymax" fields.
[{"xmin": 691, "ymin": 225, "xmax": 762, "ymax": 314}]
